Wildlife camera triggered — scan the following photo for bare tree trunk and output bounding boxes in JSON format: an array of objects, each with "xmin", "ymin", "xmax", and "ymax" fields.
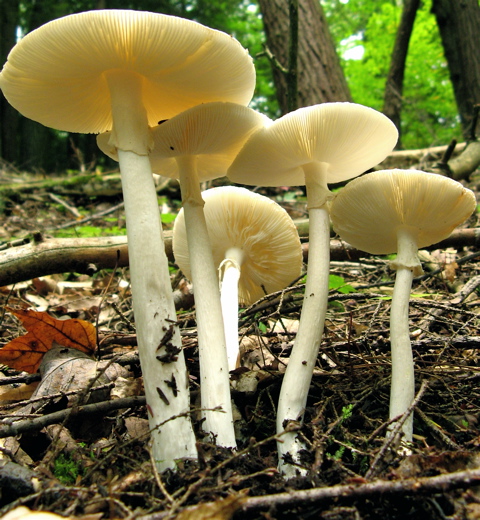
[
  {"xmin": 431, "ymin": 0, "xmax": 480, "ymax": 137},
  {"xmin": 0, "ymin": 0, "xmax": 19, "ymax": 164},
  {"xmin": 382, "ymin": 0, "xmax": 420, "ymax": 147},
  {"xmin": 258, "ymin": 0, "xmax": 351, "ymax": 114}
]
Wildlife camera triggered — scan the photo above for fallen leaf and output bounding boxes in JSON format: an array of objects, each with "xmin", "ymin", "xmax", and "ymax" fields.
[
  {"xmin": 175, "ymin": 494, "xmax": 247, "ymax": 520},
  {"xmin": 1, "ymin": 507, "xmax": 70, "ymax": 520},
  {"xmin": 0, "ymin": 308, "xmax": 96, "ymax": 373}
]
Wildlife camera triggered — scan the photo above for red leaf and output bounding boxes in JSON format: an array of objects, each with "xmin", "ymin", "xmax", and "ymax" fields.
[{"xmin": 1, "ymin": 308, "xmax": 97, "ymax": 373}]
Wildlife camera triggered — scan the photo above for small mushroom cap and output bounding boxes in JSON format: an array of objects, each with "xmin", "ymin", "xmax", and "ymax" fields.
[
  {"xmin": 173, "ymin": 186, "xmax": 303, "ymax": 304},
  {"xmin": 97, "ymin": 102, "xmax": 270, "ymax": 181},
  {"xmin": 330, "ymin": 169, "xmax": 477, "ymax": 254},
  {"xmin": 0, "ymin": 10, "xmax": 255, "ymax": 133},
  {"xmin": 228, "ymin": 102, "xmax": 398, "ymax": 187}
]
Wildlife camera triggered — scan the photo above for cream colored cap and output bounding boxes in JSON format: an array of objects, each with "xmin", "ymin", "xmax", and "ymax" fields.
[
  {"xmin": 97, "ymin": 102, "xmax": 269, "ymax": 181},
  {"xmin": 173, "ymin": 186, "xmax": 303, "ymax": 304},
  {"xmin": 228, "ymin": 102, "xmax": 398, "ymax": 187},
  {"xmin": 0, "ymin": 10, "xmax": 255, "ymax": 133},
  {"xmin": 330, "ymin": 169, "xmax": 477, "ymax": 254}
]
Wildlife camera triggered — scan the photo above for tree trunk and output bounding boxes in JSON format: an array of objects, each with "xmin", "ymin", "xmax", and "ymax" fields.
[
  {"xmin": 0, "ymin": 0, "xmax": 20, "ymax": 164},
  {"xmin": 258, "ymin": 0, "xmax": 351, "ymax": 114},
  {"xmin": 382, "ymin": 0, "xmax": 421, "ymax": 147},
  {"xmin": 431, "ymin": 0, "xmax": 480, "ymax": 137}
]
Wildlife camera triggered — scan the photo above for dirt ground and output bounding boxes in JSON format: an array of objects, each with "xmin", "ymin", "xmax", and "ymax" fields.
[{"xmin": 0, "ymin": 164, "xmax": 479, "ymax": 520}]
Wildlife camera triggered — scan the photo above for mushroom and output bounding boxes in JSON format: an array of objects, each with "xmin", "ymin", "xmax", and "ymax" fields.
[
  {"xmin": 172, "ymin": 186, "xmax": 303, "ymax": 371},
  {"xmin": 228, "ymin": 102, "xmax": 398, "ymax": 476},
  {"xmin": 98, "ymin": 102, "xmax": 269, "ymax": 446},
  {"xmin": 330, "ymin": 169, "xmax": 476, "ymax": 443},
  {"xmin": 0, "ymin": 10, "xmax": 255, "ymax": 469}
]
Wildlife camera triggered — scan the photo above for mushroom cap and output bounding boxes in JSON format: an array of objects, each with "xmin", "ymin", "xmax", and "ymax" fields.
[
  {"xmin": 330, "ymin": 169, "xmax": 477, "ymax": 254},
  {"xmin": 97, "ymin": 102, "xmax": 270, "ymax": 181},
  {"xmin": 227, "ymin": 102, "xmax": 398, "ymax": 187},
  {"xmin": 173, "ymin": 186, "xmax": 303, "ymax": 304},
  {"xmin": 0, "ymin": 10, "xmax": 255, "ymax": 133}
]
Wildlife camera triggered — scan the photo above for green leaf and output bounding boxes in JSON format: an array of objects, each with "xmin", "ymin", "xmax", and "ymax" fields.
[
  {"xmin": 329, "ymin": 274, "xmax": 356, "ymax": 294},
  {"xmin": 161, "ymin": 213, "xmax": 177, "ymax": 224}
]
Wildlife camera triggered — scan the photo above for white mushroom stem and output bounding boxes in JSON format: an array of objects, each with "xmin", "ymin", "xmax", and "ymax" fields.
[
  {"xmin": 388, "ymin": 226, "xmax": 421, "ymax": 443},
  {"xmin": 219, "ymin": 248, "xmax": 245, "ymax": 371},
  {"xmin": 108, "ymin": 71, "xmax": 197, "ymax": 470},
  {"xmin": 176, "ymin": 155, "xmax": 236, "ymax": 447},
  {"xmin": 277, "ymin": 162, "xmax": 331, "ymax": 477}
]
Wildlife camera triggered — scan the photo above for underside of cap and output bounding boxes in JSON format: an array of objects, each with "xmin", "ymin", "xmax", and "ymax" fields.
[
  {"xmin": 97, "ymin": 102, "xmax": 270, "ymax": 181},
  {"xmin": 330, "ymin": 169, "xmax": 477, "ymax": 254},
  {"xmin": 228, "ymin": 102, "xmax": 398, "ymax": 187},
  {"xmin": 173, "ymin": 186, "xmax": 303, "ymax": 304},
  {"xmin": 0, "ymin": 10, "xmax": 255, "ymax": 134}
]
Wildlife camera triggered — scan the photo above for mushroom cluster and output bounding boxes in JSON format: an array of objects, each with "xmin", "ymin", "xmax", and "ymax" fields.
[
  {"xmin": 1, "ymin": 7, "xmax": 476, "ymax": 482},
  {"xmin": 98, "ymin": 102, "xmax": 269, "ymax": 446},
  {"xmin": 0, "ymin": 9, "xmax": 255, "ymax": 470},
  {"xmin": 228, "ymin": 102, "xmax": 398, "ymax": 476}
]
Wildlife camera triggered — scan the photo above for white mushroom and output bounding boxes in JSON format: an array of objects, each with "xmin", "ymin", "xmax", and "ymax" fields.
[
  {"xmin": 228, "ymin": 102, "xmax": 398, "ymax": 476},
  {"xmin": 173, "ymin": 186, "xmax": 303, "ymax": 371},
  {"xmin": 330, "ymin": 169, "xmax": 476, "ymax": 444}
]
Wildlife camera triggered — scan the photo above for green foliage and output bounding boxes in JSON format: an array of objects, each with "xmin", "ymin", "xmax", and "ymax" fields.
[
  {"xmin": 329, "ymin": 274, "xmax": 356, "ymax": 294},
  {"xmin": 257, "ymin": 321, "xmax": 268, "ymax": 334},
  {"xmin": 53, "ymin": 453, "xmax": 81, "ymax": 484},
  {"xmin": 161, "ymin": 212, "xmax": 177, "ymax": 224},
  {"xmin": 341, "ymin": 403, "xmax": 354, "ymax": 421},
  {"xmin": 324, "ymin": 0, "xmax": 461, "ymax": 148},
  {"xmin": 54, "ymin": 225, "xmax": 127, "ymax": 238}
]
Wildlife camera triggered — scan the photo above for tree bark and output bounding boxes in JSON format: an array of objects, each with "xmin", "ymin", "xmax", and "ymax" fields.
[
  {"xmin": 382, "ymin": 0, "xmax": 421, "ymax": 146},
  {"xmin": 0, "ymin": 0, "xmax": 19, "ymax": 164},
  {"xmin": 257, "ymin": 0, "xmax": 351, "ymax": 114},
  {"xmin": 431, "ymin": 0, "xmax": 480, "ymax": 137}
]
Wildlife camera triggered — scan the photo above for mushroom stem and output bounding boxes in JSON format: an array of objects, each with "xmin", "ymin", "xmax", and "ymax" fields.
[
  {"xmin": 176, "ymin": 155, "xmax": 236, "ymax": 447},
  {"xmin": 388, "ymin": 227, "xmax": 420, "ymax": 443},
  {"xmin": 219, "ymin": 248, "xmax": 244, "ymax": 371},
  {"xmin": 277, "ymin": 161, "xmax": 331, "ymax": 477},
  {"xmin": 117, "ymin": 149, "xmax": 197, "ymax": 470},
  {"xmin": 389, "ymin": 265, "xmax": 415, "ymax": 442}
]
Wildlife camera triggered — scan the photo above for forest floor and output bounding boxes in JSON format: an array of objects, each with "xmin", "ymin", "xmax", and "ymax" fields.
[{"xmin": 0, "ymin": 161, "xmax": 479, "ymax": 520}]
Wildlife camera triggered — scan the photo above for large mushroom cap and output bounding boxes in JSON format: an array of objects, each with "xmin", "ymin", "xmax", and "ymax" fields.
[
  {"xmin": 173, "ymin": 186, "xmax": 303, "ymax": 304},
  {"xmin": 228, "ymin": 102, "xmax": 398, "ymax": 187},
  {"xmin": 0, "ymin": 9, "xmax": 255, "ymax": 134},
  {"xmin": 330, "ymin": 169, "xmax": 477, "ymax": 254},
  {"xmin": 97, "ymin": 102, "xmax": 270, "ymax": 181}
]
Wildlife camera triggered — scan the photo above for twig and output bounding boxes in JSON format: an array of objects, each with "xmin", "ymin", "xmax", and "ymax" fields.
[
  {"xmin": 48, "ymin": 201, "xmax": 125, "ymax": 231},
  {"xmin": 415, "ymin": 408, "xmax": 460, "ymax": 450},
  {"xmin": 48, "ymin": 193, "xmax": 81, "ymax": 218},
  {"xmin": 365, "ymin": 379, "xmax": 429, "ymax": 480},
  {"xmin": 138, "ymin": 468, "xmax": 480, "ymax": 519},
  {"xmin": 0, "ymin": 396, "xmax": 146, "ymax": 438}
]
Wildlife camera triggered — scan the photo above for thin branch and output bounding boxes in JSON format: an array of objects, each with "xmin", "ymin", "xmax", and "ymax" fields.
[{"xmin": 0, "ymin": 396, "xmax": 146, "ymax": 438}]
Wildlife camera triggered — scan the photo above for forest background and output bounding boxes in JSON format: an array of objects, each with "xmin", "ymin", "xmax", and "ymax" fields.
[{"xmin": 0, "ymin": 0, "xmax": 479, "ymax": 175}]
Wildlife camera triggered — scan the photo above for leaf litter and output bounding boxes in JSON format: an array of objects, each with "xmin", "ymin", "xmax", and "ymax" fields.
[{"xmin": 0, "ymin": 173, "xmax": 479, "ymax": 519}]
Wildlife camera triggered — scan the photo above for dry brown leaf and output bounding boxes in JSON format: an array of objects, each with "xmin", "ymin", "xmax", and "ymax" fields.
[
  {"xmin": 1, "ymin": 308, "xmax": 96, "ymax": 373},
  {"xmin": 1, "ymin": 507, "xmax": 68, "ymax": 520},
  {"xmin": 443, "ymin": 261, "xmax": 459, "ymax": 283},
  {"xmin": 0, "ymin": 381, "xmax": 38, "ymax": 402},
  {"xmin": 175, "ymin": 494, "xmax": 247, "ymax": 520}
]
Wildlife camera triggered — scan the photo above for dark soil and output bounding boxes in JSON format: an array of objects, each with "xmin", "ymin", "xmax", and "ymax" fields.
[{"xmin": 0, "ymin": 165, "xmax": 479, "ymax": 520}]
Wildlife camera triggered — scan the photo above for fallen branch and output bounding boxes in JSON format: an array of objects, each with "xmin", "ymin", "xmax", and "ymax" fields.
[
  {"xmin": 378, "ymin": 139, "xmax": 480, "ymax": 180},
  {"xmin": 0, "ymin": 395, "xmax": 146, "ymax": 438},
  {"xmin": 1, "ymin": 227, "xmax": 478, "ymax": 287},
  {"xmin": 138, "ymin": 468, "xmax": 480, "ymax": 519},
  {"xmin": 240, "ymin": 468, "xmax": 480, "ymax": 512}
]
